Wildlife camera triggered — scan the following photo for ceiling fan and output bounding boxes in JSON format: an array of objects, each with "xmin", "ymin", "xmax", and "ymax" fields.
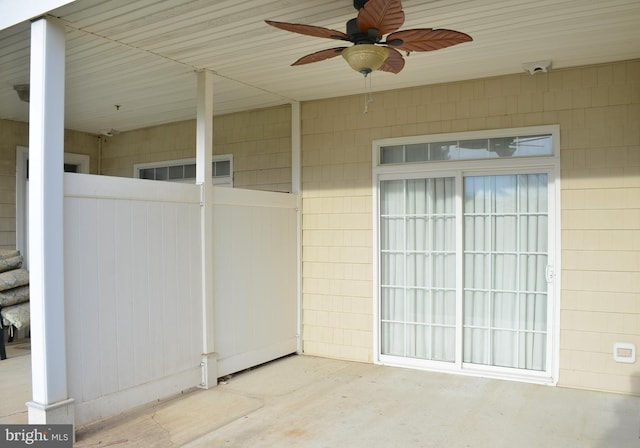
[{"xmin": 266, "ymin": 0, "xmax": 472, "ymax": 76}]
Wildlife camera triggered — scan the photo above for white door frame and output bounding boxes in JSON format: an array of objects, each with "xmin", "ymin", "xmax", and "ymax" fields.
[
  {"xmin": 371, "ymin": 125, "xmax": 561, "ymax": 385},
  {"xmin": 15, "ymin": 146, "xmax": 90, "ymax": 268}
]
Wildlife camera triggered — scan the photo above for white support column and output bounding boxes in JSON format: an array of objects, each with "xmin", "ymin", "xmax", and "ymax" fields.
[
  {"xmin": 26, "ymin": 16, "xmax": 74, "ymax": 426},
  {"xmin": 290, "ymin": 101, "xmax": 303, "ymax": 353},
  {"xmin": 196, "ymin": 70, "xmax": 217, "ymax": 389}
]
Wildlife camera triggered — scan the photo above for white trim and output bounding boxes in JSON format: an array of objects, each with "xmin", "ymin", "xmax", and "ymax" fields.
[
  {"xmin": 372, "ymin": 125, "xmax": 561, "ymax": 385},
  {"xmin": 291, "ymin": 100, "xmax": 302, "ymax": 354}
]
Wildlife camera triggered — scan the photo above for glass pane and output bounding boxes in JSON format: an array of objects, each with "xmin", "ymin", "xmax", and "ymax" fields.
[
  {"xmin": 429, "ymin": 141, "xmax": 457, "ymax": 160},
  {"xmin": 522, "ymin": 332, "xmax": 546, "ymax": 370},
  {"xmin": 432, "ymin": 290, "xmax": 456, "ymax": 325},
  {"xmin": 464, "ymin": 176, "xmax": 492, "ymax": 213},
  {"xmin": 519, "ymin": 254, "xmax": 547, "ymax": 292},
  {"xmin": 381, "ymin": 288, "xmax": 404, "ymax": 321},
  {"xmin": 493, "ymin": 176, "xmax": 517, "ymax": 213},
  {"xmin": 519, "ymin": 174, "xmax": 548, "ymax": 213},
  {"xmin": 64, "ymin": 163, "xmax": 79, "ymax": 173},
  {"xmin": 155, "ymin": 166, "xmax": 168, "ymax": 180},
  {"xmin": 492, "ymin": 330, "xmax": 517, "ymax": 368},
  {"xmin": 406, "ymin": 143, "xmax": 428, "ymax": 162},
  {"xmin": 168, "ymin": 165, "xmax": 183, "ymax": 180},
  {"xmin": 381, "ymin": 323, "xmax": 404, "ymax": 356},
  {"xmin": 406, "ymin": 179, "xmax": 429, "ymax": 214},
  {"xmin": 490, "ymin": 137, "xmax": 516, "ymax": 157},
  {"xmin": 515, "ymin": 135, "xmax": 553, "ymax": 156},
  {"xmin": 381, "ymin": 145, "xmax": 404, "ymax": 164},
  {"xmin": 380, "ymin": 217, "xmax": 404, "ymax": 251},
  {"xmin": 464, "ymin": 216, "xmax": 489, "ymax": 251},
  {"xmin": 433, "ymin": 177, "xmax": 455, "ymax": 213},
  {"xmin": 493, "ymin": 254, "xmax": 518, "ymax": 290},
  {"xmin": 406, "ymin": 324, "xmax": 429, "ymax": 358},
  {"xmin": 433, "ymin": 216, "xmax": 455, "ymax": 251},
  {"xmin": 407, "ymin": 289, "xmax": 429, "ymax": 323},
  {"xmin": 520, "ymin": 215, "xmax": 548, "ymax": 252},
  {"xmin": 464, "ymin": 291, "xmax": 489, "ymax": 327},
  {"xmin": 381, "ymin": 253, "xmax": 404, "ymax": 286},
  {"xmin": 406, "ymin": 218, "xmax": 429, "ymax": 251},
  {"xmin": 463, "ymin": 327, "xmax": 488, "ymax": 364},
  {"xmin": 433, "ymin": 253, "xmax": 455, "ymax": 289},
  {"xmin": 493, "ymin": 293, "xmax": 518, "ymax": 329},
  {"xmin": 184, "ymin": 163, "xmax": 196, "ymax": 179},
  {"xmin": 464, "ymin": 253, "xmax": 490, "ymax": 290},
  {"xmin": 214, "ymin": 160, "xmax": 231, "ymax": 177},
  {"xmin": 380, "ymin": 180, "xmax": 404, "ymax": 215},
  {"xmin": 520, "ymin": 294, "xmax": 547, "ymax": 331},
  {"xmin": 494, "ymin": 215, "xmax": 517, "ymax": 251},
  {"xmin": 406, "ymin": 253, "xmax": 429, "ymax": 287},
  {"xmin": 459, "ymin": 138, "xmax": 491, "ymax": 159},
  {"xmin": 431, "ymin": 326, "xmax": 456, "ymax": 361},
  {"xmin": 139, "ymin": 168, "xmax": 154, "ymax": 180}
]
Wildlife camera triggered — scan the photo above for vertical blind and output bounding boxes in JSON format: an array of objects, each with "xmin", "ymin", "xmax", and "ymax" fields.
[{"xmin": 380, "ymin": 173, "xmax": 548, "ymax": 371}]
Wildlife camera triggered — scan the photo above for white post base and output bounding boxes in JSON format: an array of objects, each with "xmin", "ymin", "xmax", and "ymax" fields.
[
  {"xmin": 27, "ymin": 398, "xmax": 75, "ymax": 425},
  {"xmin": 199, "ymin": 352, "xmax": 218, "ymax": 389}
]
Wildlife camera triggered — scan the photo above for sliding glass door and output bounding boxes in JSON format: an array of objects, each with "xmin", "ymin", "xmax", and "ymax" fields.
[
  {"xmin": 463, "ymin": 174, "xmax": 548, "ymax": 371},
  {"xmin": 379, "ymin": 171, "xmax": 553, "ymax": 378}
]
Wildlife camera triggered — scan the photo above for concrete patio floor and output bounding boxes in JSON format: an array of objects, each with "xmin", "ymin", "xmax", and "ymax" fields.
[{"xmin": 1, "ymin": 340, "xmax": 639, "ymax": 447}]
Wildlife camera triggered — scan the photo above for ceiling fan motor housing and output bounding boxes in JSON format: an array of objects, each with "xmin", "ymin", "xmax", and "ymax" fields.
[{"xmin": 346, "ymin": 18, "xmax": 380, "ymax": 44}]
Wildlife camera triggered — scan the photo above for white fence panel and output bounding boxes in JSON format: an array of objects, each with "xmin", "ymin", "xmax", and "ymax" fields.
[
  {"xmin": 64, "ymin": 174, "xmax": 203, "ymax": 425},
  {"xmin": 211, "ymin": 187, "xmax": 298, "ymax": 377}
]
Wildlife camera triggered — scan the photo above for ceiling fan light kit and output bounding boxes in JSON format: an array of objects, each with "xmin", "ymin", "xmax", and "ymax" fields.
[{"xmin": 342, "ymin": 44, "xmax": 390, "ymax": 75}]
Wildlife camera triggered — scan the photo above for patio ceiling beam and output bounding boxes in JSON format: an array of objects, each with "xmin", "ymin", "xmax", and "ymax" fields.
[{"xmin": 25, "ymin": 16, "xmax": 75, "ymax": 428}]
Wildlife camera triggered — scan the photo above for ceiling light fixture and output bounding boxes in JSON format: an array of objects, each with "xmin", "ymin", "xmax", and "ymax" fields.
[
  {"xmin": 13, "ymin": 84, "xmax": 29, "ymax": 102},
  {"xmin": 341, "ymin": 44, "xmax": 390, "ymax": 76},
  {"xmin": 341, "ymin": 44, "xmax": 390, "ymax": 114}
]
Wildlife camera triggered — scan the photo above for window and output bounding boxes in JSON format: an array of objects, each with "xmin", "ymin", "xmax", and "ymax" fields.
[
  {"xmin": 374, "ymin": 126, "xmax": 560, "ymax": 384},
  {"xmin": 135, "ymin": 155, "xmax": 233, "ymax": 186},
  {"xmin": 380, "ymin": 134, "xmax": 553, "ymax": 165}
]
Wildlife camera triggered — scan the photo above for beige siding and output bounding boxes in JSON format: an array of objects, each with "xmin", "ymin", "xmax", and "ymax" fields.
[
  {"xmin": 100, "ymin": 105, "xmax": 292, "ymax": 192},
  {"xmin": 0, "ymin": 119, "xmax": 98, "ymax": 250},
  {"xmin": 301, "ymin": 59, "xmax": 640, "ymax": 395}
]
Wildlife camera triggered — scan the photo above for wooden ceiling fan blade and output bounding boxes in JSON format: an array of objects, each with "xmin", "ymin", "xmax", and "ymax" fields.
[
  {"xmin": 265, "ymin": 20, "xmax": 350, "ymax": 41},
  {"xmin": 377, "ymin": 47, "xmax": 405, "ymax": 74},
  {"xmin": 386, "ymin": 28, "xmax": 472, "ymax": 52},
  {"xmin": 292, "ymin": 47, "xmax": 347, "ymax": 66},
  {"xmin": 356, "ymin": 0, "xmax": 405, "ymax": 37}
]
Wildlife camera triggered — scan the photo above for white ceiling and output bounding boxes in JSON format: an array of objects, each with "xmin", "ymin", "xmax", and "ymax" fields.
[{"xmin": 1, "ymin": 0, "xmax": 639, "ymax": 135}]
